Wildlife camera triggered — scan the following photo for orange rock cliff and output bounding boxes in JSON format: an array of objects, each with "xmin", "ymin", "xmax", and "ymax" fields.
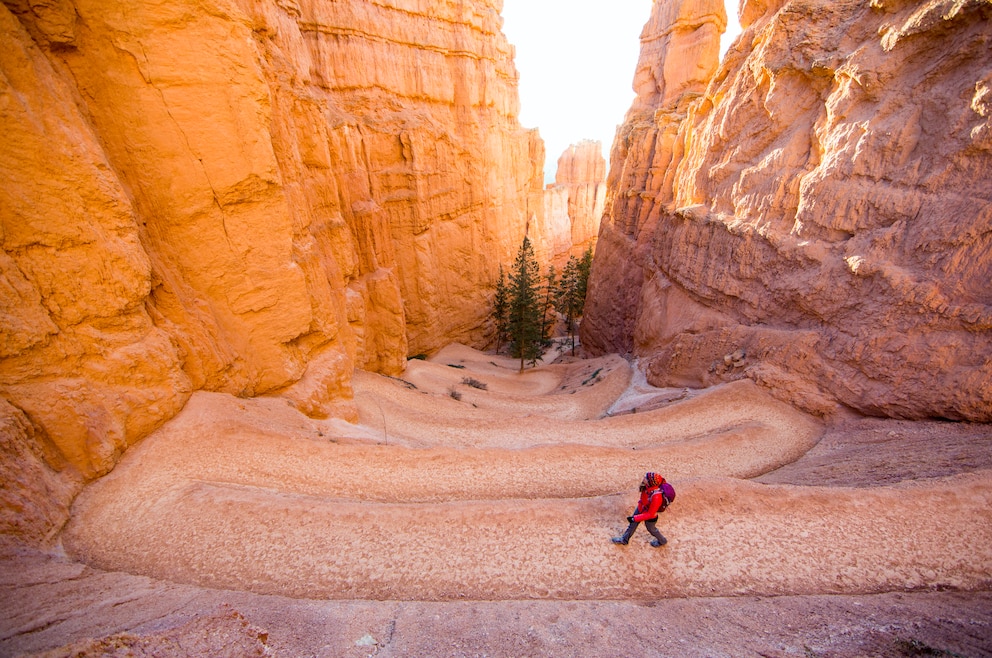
[
  {"xmin": 531, "ymin": 140, "xmax": 607, "ymax": 269},
  {"xmin": 0, "ymin": 0, "xmax": 989, "ymax": 550},
  {"xmin": 583, "ymin": 0, "xmax": 992, "ymax": 421},
  {"xmin": 0, "ymin": 0, "xmax": 602, "ymax": 543},
  {"xmin": 553, "ymin": 140, "xmax": 607, "ymax": 261}
]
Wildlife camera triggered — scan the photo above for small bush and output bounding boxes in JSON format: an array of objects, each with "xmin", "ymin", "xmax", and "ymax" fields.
[
  {"xmin": 582, "ymin": 368, "xmax": 603, "ymax": 385},
  {"xmin": 462, "ymin": 377, "xmax": 488, "ymax": 390},
  {"xmin": 448, "ymin": 387, "xmax": 462, "ymax": 401}
]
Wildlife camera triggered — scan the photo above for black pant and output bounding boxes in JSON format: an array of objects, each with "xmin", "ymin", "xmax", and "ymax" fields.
[{"xmin": 620, "ymin": 517, "xmax": 666, "ymax": 543}]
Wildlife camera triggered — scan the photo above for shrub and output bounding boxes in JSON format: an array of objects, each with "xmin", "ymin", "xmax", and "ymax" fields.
[{"xmin": 462, "ymin": 377, "xmax": 488, "ymax": 390}]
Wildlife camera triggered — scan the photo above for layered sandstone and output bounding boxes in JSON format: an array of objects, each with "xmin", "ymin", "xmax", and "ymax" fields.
[
  {"xmin": 583, "ymin": 0, "xmax": 992, "ymax": 420},
  {"xmin": 554, "ymin": 140, "xmax": 607, "ymax": 258},
  {"xmin": 529, "ymin": 140, "xmax": 606, "ymax": 268},
  {"xmin": 0, "ymin": 0, "xmax": 547, "ymax": 545}
]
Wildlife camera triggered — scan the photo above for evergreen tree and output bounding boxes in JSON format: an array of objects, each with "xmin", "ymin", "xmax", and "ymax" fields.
[
  {"xmin": 507, "ymin": 236, "xmax": 543, "ymax": 371},
  {"xmin": 577, "ymin": 245, "xmax": 594, "ymax": 306},
  {"xmin": 492, "ymin": 265, "xmax": 510, "ymax": 354},
  {"xmin": 540, "ymin": 265, "xmax": 557, "ymax": 348},
  {"xmin": 556, "ymin": 256, "xmax": 581, "ymax": 354},
  {"xmin": 555, "ymin": 245, "xmax": 594, "ymax": 355}
]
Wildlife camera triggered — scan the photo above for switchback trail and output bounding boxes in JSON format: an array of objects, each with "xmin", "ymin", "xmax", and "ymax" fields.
[{"xmin": 60, "ymin": 345, "xmax": 992, "ymax": 601}]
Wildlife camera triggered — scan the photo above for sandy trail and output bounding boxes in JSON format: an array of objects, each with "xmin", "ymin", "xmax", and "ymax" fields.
[{"xmin": 61, "ymin": 345, "xmax": 992, "ymax": 603}]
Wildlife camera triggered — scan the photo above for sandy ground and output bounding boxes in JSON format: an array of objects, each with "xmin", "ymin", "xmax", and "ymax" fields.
[{"xmin": 2, "ymin": 344, "xmax": 991, "ymax": 656}]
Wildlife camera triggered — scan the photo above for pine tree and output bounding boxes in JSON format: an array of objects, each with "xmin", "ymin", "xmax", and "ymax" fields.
[
  {"xmin": 555, "ymin": 245, "xmax": 594, "ymax": 355},
  {"xmin": 492, "ymin": 265, "xmax": 509, "ymax": 354},
  {"xmin": 556, "ymin": 256, "xmax": 580, "ymax": 354},
  {"xmin": 540, "ymin": 265, "xmax": 557, "ymax": 348},
  {"xmin": 507, "ymin": 236, "xmax": 543, "ymax": 372},
  {"xmin": 577, "ymin": 245, "xmax": 594, "ymax": 306}
]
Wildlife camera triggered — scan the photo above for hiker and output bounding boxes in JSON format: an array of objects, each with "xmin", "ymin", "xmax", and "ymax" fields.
[{"xmin": 612, "ymin": 472, "xmax": 673, "ymax": 547}]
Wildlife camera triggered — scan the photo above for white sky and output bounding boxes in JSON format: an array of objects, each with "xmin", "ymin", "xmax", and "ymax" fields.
[{"xmin": 500, "ymin": 0, "xmax": 742, "ymax": 182}]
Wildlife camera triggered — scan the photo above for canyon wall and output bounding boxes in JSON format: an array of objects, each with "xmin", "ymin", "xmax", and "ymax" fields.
[
  {"xmin": 0, "ymin": 0, "xmax": 551, "ymax": 546},
  {"xmin": 583, "ymin": 0, "xmax": 992, "ymax": 420},
  {"xmin": 529, "ymin": 140, "xmax": 606, "ymax": 269},
  {"xmin": 553, "ymin": 140, "xmax": 607, "ymax": 260}
]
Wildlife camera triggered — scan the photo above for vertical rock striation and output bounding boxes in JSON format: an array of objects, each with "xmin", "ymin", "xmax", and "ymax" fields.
[
  {"xmin": 554, "ymin": 140, "xmax": 607, "ymax": 258},
  {"xmin": 584, "ymin": 0, "xmax": 992, "ymax": 420},
  {"xmin": 530, "ymin": 140, "xmax": 606, "ymax": 268},
  {"xmin": 1, "ymin": 4, "xmax": 193, "ymax": 544},
  {"xmin": 0, "ymin": 0, "xmax": 546, "ymax": 545}
]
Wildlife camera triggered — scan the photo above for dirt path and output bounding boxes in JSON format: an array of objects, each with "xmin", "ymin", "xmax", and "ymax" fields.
[
  {"xmin": 4, "ymin": 345, "xmax": 992, "ymax": 655},
  {"xmin": 58, "ymin": 346, "xmax": 991, "ymax": 602}
]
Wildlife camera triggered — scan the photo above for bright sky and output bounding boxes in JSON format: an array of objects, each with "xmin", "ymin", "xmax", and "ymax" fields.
[{"xmin": 500, "ymin": 1, "xmax": 742, "ymax": 182}]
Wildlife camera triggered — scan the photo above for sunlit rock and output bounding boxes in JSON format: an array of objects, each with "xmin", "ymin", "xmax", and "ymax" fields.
[
  {"xmin": 583, "ymin": 0, "xmax": 992, "ymax": 420},
  {"xmin": 0, "ymin": 0, "xmax": 555, "ymax": 543},
  {"xmin": 531, "ymin": 140, "xmax": 607, "ymax": 268}
]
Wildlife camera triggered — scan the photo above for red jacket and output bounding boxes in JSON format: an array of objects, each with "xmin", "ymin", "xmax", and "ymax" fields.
[{"xmin": 632, "ymin": 486, "xmax": 664, "ymax": 522}]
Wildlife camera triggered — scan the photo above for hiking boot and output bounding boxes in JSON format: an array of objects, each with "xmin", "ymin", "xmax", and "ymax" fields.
[
  {"xmin": 650, "ymin": 537, "xmax": 667, "ymax": 547},
  {"xmin": 611, "ymin": 537, "xmax": 628, "ymax": 545}
]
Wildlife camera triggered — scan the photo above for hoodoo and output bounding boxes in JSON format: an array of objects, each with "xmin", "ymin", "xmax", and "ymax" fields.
[
  {"xmin": 530, "ymin": 140, "xmax": 607, "ymax": 268},
  {"xmin": 584, "ymin": 0, "xmax": 992, "ymax": 421}
]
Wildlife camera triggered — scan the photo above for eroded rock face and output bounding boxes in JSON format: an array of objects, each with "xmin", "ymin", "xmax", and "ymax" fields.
[
  {"xmin": 583, "ymin": 0, "xmax": 992, "ymax": 420},
  {"xmin": 530, "ymin": 141, "xmax": 606, "ymax": 268},
  {"xmin": 555, "ymin": 140, "xmax": 607, "ymax": 259},
  {"xmin": 0, "ymin": 5, "xmax": 193, "ymax": 489},
  {"xmin": 0, "ymin": 0, "xmax": 547, "ymax": 544}
]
